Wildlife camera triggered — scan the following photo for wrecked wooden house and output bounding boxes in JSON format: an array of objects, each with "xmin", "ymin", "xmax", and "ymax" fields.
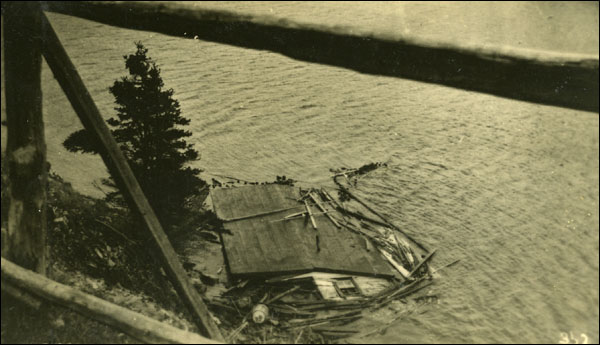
[
  {"xmin": 210, "ymin": 182, "xmax": 433, "ymax": 302},
  {"xmin": 211, "ymin": 184, "xmax": 398, "ymax": 300},
  {"xmin": 202, "ymin": 170, "xmax": 443, "ymax": 341}
]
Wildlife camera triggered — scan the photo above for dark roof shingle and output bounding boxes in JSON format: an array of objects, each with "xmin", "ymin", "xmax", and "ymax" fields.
[{"xmin": 211, "ymin": 185, "xmax": 395, "ymax": 278}]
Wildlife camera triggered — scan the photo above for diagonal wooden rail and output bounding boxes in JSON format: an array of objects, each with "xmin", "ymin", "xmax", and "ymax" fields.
[
  {"xmin": 38, "ymin": 11, "xmax": 223, "ymax": 341},
  {"xmin": 42, "ymin": 1, "xmax": 599, "ymax": 112}
]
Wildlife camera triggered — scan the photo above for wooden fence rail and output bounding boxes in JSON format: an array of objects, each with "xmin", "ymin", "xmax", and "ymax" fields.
[
  {"xmin": 1, "ymin": 258, "xmax": 220, "ymax": 344},
  {"xmin": 42, "ymin": 1, "xmax": 599, "ymax": 112}
]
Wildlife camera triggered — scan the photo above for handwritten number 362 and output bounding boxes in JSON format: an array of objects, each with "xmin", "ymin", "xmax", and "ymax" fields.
[{"xmin": 559, "ymin": 332, "xmax": 588, "ymax": 344}]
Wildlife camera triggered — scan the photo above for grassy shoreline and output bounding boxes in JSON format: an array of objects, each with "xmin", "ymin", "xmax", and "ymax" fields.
[{"xmin": 1, "ymin": 163, "xmax": 209, "ymax": 343}]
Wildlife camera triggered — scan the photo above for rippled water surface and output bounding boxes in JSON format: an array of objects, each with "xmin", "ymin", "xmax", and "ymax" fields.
[{"xmin": 2, "ymin": 3, "xmax": 598, "ymax": 343}]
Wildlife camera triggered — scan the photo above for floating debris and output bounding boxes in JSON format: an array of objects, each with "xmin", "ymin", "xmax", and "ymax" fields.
[{"xmin": 195, "ymin": 163, "xmax": 447, "ymax": 342}]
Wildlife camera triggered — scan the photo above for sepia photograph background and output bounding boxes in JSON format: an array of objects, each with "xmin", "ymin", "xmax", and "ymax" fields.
[{"xmin": 2, "ymin": 2, "xmax": 598, "ymax": 343}]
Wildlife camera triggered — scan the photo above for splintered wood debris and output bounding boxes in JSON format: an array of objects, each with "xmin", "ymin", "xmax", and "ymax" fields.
[{"xmin": 199, "ymin": 164, "xmax": 451, "ymax": 342}]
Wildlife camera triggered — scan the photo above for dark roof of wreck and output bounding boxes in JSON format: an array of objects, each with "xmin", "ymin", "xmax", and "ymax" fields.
[{"xmin": 211, "ymin": 184, "xmax": 396, "ymax": 278}]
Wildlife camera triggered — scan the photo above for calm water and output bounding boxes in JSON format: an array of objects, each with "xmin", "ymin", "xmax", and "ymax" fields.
[{"xmin": 2, "ymin": 3, "xmax": 598, "ymax": 343}]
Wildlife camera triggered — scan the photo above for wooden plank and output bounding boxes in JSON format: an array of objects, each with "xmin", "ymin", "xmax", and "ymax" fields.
[
  {"xmin": 285, "ymin": 310, "xmax": 362, "ymax": 328},
  {"xmin": 309, "ymin": 192, "xmax": 340, "ymax": 228},
  {"xmin": 304, "ymin": 200, "xmax": 318, "ymax": 230},
  {"xmin": 284, "ymin": 211, "xmax": 307, "ymax": 219},
  {"xmin": 38, "ymin": 13, "xmax": 223, "ymax": 341},
  {"xmin": 431, "ymin": 259, "xmax": 461, "ymax": 275},
  {"xmin": 332, "ymin": 281, "xmax": 345, "ymax": 299},
  {"xmin": 265, "ymin": 286, "xmax": 301, "ymax": 304},
  {"xmin": 379, "ymin": 249, "xmax": 410, "ymax": 279},
  {"xmin": 335, "ymin": 179, "xmax": 429, "ymax": 252},
  {"xmin": 221, "ymin": 204, "xmax": 304, "ymax": 222},
  {"xmin": 3, "ymin": 1, "xmax": 47, "ymax": 275},
  {"xmin": 272, "ymin": 210, "xmax": 330, "ymax": 223},
  {"xmin": 321, "ymin": 188, "xmax": 344, "ymax": 211},
  {"xmin": 351, "ymin": 276, "xmax": 391, "ymax": 296},
  {"xmin": 1, "ymin": 258, "xmax": 220, "ymax": 344},
  {"xmin": 43, "ymin": 1, "xmax": 598, "ymax": 113},
  {"xmin": 407, "ymin": 249, "xmax": 437, "ymax": 278}
]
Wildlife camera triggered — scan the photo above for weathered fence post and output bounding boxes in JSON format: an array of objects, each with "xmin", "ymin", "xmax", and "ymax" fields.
[{"xmin": 3, "ymin": 1, "xmax": 47, "ymax": 275}]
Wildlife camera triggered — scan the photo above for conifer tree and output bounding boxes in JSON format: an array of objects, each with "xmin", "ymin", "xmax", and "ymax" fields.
[{"xmin": 64, "ymin": 42, "xmax": 205, "ymax": 226}]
